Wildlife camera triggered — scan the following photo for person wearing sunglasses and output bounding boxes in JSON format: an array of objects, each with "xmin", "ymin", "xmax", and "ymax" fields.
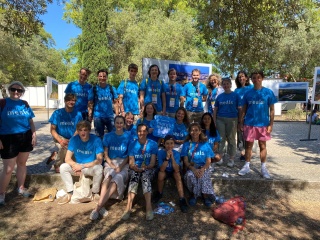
[{"xmin": 0, "ymin": 81, "xmax": 37, "ymax": 205}]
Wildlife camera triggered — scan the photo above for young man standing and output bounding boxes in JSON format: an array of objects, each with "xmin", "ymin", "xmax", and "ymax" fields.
[
  {"xmin": 58, "ymin": 121, "xmax": 103, "ymax": 205},
  {"xmin": 88, "ymin": 69, "xmax": 118, "ymax": 138},
  {"xmin": 182, "ymin": 69, "xmax": 208, "ymax": 123},
  {"xmin": 164, "ymin": 68, "xmax": 185, "ymax": 118},
  {"xmin": 47, "ymin": 93, "xmax": 83, "ymax": 173},
  {"xmin": 238, "ymin": 70, "xmax": 277, "ymax": 179},
  {"xmin": 64, "ymin": 68, "xmax": 92, "ymax": 120},
  {"xmin": 117, "ymin": 64, "xmax": 140, "ymax": 122}
]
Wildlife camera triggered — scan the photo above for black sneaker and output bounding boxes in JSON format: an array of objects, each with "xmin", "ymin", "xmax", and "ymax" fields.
[
  {"xmin": 179, "ymin": 198, "xmax": 188, "ymax": 213},
  {"xmin": 239, "ymin": 155, "xmax": 245, "ymax": 161},
  {"xmin": 152, "ymin": 191, "xmax": 162, "ymax": 203}
]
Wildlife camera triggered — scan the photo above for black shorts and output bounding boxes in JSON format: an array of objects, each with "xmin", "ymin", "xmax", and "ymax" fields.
[{"xmin": 0, "ymin": 130, "xmax": 33, "ymax": 159}]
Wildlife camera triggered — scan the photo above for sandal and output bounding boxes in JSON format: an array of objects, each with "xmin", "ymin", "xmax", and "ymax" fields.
[{"xmin": 46, "ymin": 152, "xmax": 57, "ymax": 165}]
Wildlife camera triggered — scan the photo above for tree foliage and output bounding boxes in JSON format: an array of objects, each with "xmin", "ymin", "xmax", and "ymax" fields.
[{"xmin": 0, "ymin": 0, "xmax": 54, "ymax": 40}]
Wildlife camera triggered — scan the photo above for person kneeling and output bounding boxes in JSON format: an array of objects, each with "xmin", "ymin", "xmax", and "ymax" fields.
[
  {"xmin": 153, "ymin": 135, "xmax": 188, "ymax": 213},
  {"xmin": 58, "ymin": 121, "xmax": 103, "ymax": 205}
]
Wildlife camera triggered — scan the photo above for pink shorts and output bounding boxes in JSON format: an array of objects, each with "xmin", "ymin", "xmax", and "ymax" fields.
[{"xmin": 243, "ymin": 125, "xmax": 271, "ymax": 142}]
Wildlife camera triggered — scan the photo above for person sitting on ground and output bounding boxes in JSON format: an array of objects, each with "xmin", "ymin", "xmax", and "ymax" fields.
[
  {"xmin": 58, "ymin": 121, "xmax": 103, "ymax": 205},
  {"xmin": 181, "ymin": 123, "xmax": 216, "ymax": 207},
  {"xmin": 153, "ymin": 135, "xmax": 188, "ymax": 213},
  {"xmin": 200, "ymin": 113, "xmax": 221, "ymax": 171},
  {"xmin": 90, "ymin": 116, "xmax": 131, "ymax": 220},
  {"xmin": 0, "ymin": 81, "xmax": 37, "ymax": 205},
  {"xmin": 47, "ymin": 93, "xmax": 83, "ymax": 173},
  {"xmin": 121, "ymin": 123, "xmax": 158, "ymax": 221},
  {"xmin": 307, "ymin": 109, "xmax": 318, "ymax": 124}
]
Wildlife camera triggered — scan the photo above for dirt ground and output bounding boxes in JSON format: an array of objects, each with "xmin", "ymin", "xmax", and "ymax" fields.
[{"xmin": 1, "ymin": 181, "xmax": 319, "ymax": 240}]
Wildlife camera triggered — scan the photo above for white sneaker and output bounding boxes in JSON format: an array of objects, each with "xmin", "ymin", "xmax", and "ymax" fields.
[
  {"xmin": 261, "ymin": 167, "xmax": 271, "ymax": 179},
  {"xmin": 227, "ymin": 160, "xmax": 234, "ymax": 168},
  {"xmin": 210, "ymin": 163, "xmax": 215, "ymax": 172},
  {"xmin": 0, "ymin": 193, "xmax": 5, "ymax": 206},
  {"xmin": 98, "ymin": 207, "xmax": 109, "ymax": 218},
  {"xmin": 238, "ymin": 164, "xmax": 250, "ymax": 176},
  {"xmin": 216, "ymin": 159, "xmax": 223, "ymax": 166}
]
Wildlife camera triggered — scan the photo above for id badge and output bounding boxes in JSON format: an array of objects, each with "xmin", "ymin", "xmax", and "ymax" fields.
[
  {"xmin": 152, "ymin": 94, "xmax": 157, "ymax": 104},
  {"xmin": 169, "ymin": 98, "xmax": 175, "ymax": 107},
  {"xmin": 211, "ymin": 101, "xmax": 215, "ymax": 110},
  {"xmin": 193, "ymin": 98, "xmax": 199, "ymax": 107}
]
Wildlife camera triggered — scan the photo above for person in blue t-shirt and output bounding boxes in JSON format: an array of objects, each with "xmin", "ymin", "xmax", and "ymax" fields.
[
  {"xmin": 64, "ymin": 67, "xmax": 92, "ymax": 120},
  {"xmin": 172, "ymin": 107, "xmax": 189, "ymax": 149},
  {"xmin": 182, "ymin": 69, "xmax": 208, "ymax": 123},
  {"xmin": 200, "ymin": 113, "xmax": 221, "ymax": 171},
  {"xmin": 0, "ymin": 81, "xmax": 37, "ymax": 205},
  {"xmin": 121, "ymin": 123, "xmax": 158, "ymax": 221},
  {"xmin": 153, "ymin": 135, "xmax": 188, "ymax": 213},
  {"xmin": 164, "ymin": 68, "xmax": 184, "ymax": 118},
  {"xmin": 88, "ymin": 69, "xmax": 118, "ymax": 138},
  {"xmin": 90, "ymin": 116, "xmax": 131, "ymax": 220},
  {"xmin": 48, "ymin": 93, "xmax": 83, "ymax": 173},
  {"xmin": 205, "ymin": 74, "xmax": 221, "ymax": 114},
  {"xmin": 124, "ymin": 112, "xmax": 137, "ymax": 141},
  {"xmin": 139, "ymin": 64, "xmax": 166, "ymax": 114},
  {"xmin": 117, "ymin": 63, "xmax": 140, "ymax": 122},
  {"xmin": 58, "ymin": 121, "xmax": 103, "ymax": 205},
  {"xmin": 213, "ymin": 78, "xmax": 242, "ymax": 168},
  {"xmin": 181, "ymin": 123, "xmax": 215, "ymax": 207},
  {"xmin": 136, "ymin": 102, "xmax": 159, "ymax": 143},
  {"xmin": 238, "ymin": 70, "xmax": 277, "ymax": 179},
  {"xmin": 234, "ymin": 71, "xmax": 253, "ymax": 161}
]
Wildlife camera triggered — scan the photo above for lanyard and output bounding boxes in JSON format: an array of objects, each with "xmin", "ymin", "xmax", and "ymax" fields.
[
  {"xmin": 194, "ymin": 84, "xmax": 200, "ymax": 97},
  {"xmin": 141, "ymin": 140, "xmax": 148, "ymax": 166},
  {"xmin": 170, "ymin": 84, "xmax": 176, "ymax": 95},
  {"xmin": 188, "ymin": 141, "xmax": 199, "ymax": 163}
]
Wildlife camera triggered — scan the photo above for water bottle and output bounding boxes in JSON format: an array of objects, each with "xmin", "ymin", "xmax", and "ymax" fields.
[{"xmin": 235, "ymin": 217, "xmax": 243, "ymax": 225}]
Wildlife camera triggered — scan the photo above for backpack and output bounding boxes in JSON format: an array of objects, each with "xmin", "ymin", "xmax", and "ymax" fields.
[{"xmin": 212, "ymin": 196, "xmax": 246, "ymax": 234}]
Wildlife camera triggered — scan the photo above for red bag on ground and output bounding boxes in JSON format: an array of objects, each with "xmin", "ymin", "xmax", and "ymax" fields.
[{"xmin": 212, "ymin": 196, "xmax": 246, "ymax": 234}]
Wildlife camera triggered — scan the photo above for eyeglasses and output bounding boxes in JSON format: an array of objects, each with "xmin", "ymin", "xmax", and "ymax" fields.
[{"xmin": 9, "ymin": 87, "xmax": 24, "ymax": 93}]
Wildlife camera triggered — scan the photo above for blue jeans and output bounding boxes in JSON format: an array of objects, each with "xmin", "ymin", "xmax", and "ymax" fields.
[{"xmin": 94, "ymin": 117, "xmax": 114, "ymax": 138}]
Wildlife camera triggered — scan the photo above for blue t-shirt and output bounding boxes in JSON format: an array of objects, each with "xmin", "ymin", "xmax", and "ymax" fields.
[
  {"xmin": 182, "ymin": 82, "xmax": 208, "ymax": 112},
  {"xmin": 214, "ymin": 92, "xmax": 241, "ymax": 118},
  {"xmin": 128, "ymin": 139, "xmax": 158, "ymax": 167},
  {"xmin": 49, "ymin": 108, "xmax": 83, "ymax": 139},
  {"xmin": 125, "ymin": 124, "xmax": 138, "ymax": 141},
  {"xmin": 243, "ymin": 87, "xmax": 278, "ymax": 127},
  {"xmin": 88, "ymin": 84, "xmax": 118, "ymax": 118},
  {"xmin": 205, "ymin": 130, "xmax": 221, "ymax": 150},
  {"xmin": 164, "ymin": 83, "xmax": 183, "ymax": 113},
  {"xmin": 206, "ymin": 88, "xmax": 218, "ymax": 114},
  {"xmin": 64, "ymin": 81, "xmax": 92, "ymax": 113},
  {"xmin": 0, "ymin": 98, "xmax": 35, "ymax": 134},
  {"xmin": 157, "ymin": 149, "xmax": 181, "ymax": 172},
  {"xmin": 117, "ymin": 79, "xmax": 140, "ymax": 115},
  {"xmin": 181, "ymin": 141, "xmax": 214, "ymax": 166},
  {"xmin": 172, "ymin": 122, "xmax": 188, "ymax": 141},
  {"xmin": 68, "ymin": 134, "xmax": 104, "ymax": 164},
  {"xmin": 139, "ymin": 78, "xmax": 165, "ymax": 112},
  {"xmin": 234, "ymin": 85, "xmax": 253, "ymax": 99},
  {"xmin": 103, "ymin": 131, "xmax": 130, "ymax": 159},
  {"xmin": 136, "ymin": 118, "xmax": 159, "ymax": 142}
]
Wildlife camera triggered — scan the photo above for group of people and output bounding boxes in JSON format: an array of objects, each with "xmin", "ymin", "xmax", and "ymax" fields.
[{"xmin": 0, "ymin": 64, "xmax": 277, "ymax": 223}]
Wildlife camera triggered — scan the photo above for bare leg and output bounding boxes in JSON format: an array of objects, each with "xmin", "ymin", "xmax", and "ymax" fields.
[
  {"xmin": 258, "ymin": 140, "xmax": 267, "ymax": 163},
  {"xmin": 245, "ymin": 141, "xmax": 254, "ymax": 162},
  {"xmin": 0, "ymin": 158, "xmax": 17, "ymax": 194},
  {"xmin": 144, "ymin": 192, "xmax": 152, "ymax": 212},
  {"xmin": 95, "ymin": 176, "xmax": 112, "ymax": 211},
  {"xmin": 16, "ymin": 152, "xmax": 30, "ymax": 189},
  {"xmin": 173, "ymin": 171, "xmax": 184, "ymax": 198},
  {"xmin": 125, "ymin": 191, "xmax": 136, "ymax": 212},
  {"xmin": 157, "ymin": 171, "xmax": 166, "ymax": 193}
]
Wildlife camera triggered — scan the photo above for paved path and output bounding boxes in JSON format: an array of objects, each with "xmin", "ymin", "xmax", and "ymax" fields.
[{"xmin": 1, "ymin": 110, "xmax": 320, "ymax": 186}]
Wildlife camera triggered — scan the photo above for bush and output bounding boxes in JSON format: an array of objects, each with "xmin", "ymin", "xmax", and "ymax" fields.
[{"xmin": 286, "ymin": 109, "xmax": 305, "ymax": 120}]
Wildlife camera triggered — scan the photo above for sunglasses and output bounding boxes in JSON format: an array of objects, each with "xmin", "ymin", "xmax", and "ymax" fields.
[{"xmin": 9, "ymin": 87, "xmax": 24, "ymax": 93}]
